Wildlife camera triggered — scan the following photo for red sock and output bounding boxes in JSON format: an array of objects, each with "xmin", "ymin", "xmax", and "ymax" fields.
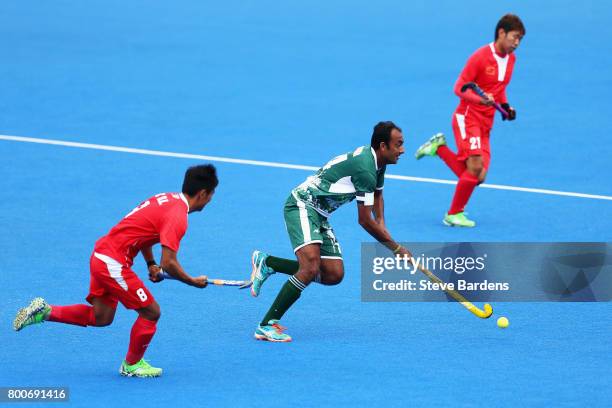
[
  {"xmin": 125, "ymin": 316, "xmax": 157, "ymax": 365},
  {"xmin": 449, "ymin": 170, "xmax": 479, "ymax": 214},
  {"xmin": 48, "ymin": 305, "xmax": 96, "ymax": 327},
  {"xmin": 437, "ymin": 145, "xmax": 466, "ymax": 178}
]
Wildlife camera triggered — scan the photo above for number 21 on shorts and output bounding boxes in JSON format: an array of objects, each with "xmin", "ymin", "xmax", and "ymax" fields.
[{"xmin": 469, "ymin": 136, "xmax": 481, "ymax": 150}]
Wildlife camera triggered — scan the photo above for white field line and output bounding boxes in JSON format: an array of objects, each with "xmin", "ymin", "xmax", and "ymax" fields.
[{"xmin": 1, "ymin": 134, "xmax": 611, "ymax": 201}]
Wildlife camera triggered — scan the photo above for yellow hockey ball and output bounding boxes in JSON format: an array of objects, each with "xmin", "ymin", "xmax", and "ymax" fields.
[{"xmin": 497, "ymin": 316, "xmax": 509, "ymax": 329}]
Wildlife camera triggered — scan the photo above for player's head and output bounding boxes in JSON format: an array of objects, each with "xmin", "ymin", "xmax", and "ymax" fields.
[
  {"xmin": 182, "ymin": 164, "xmax": 218, "ymax": 212},
  {"xmin": 495, "ymin": 14, "xmax": 525, "ymax": 54},
  {"xmin": 371, "ymin": 121, "xmax": 405, "ymax": 165}
]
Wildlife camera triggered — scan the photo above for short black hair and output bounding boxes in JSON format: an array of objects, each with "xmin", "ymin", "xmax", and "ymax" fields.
[
  {"xmin": 371, "ymin": 121, "xmax": 401, "ymax": 150},
  {"xmin": 495, "ymin": 14, "xmax": 526, "ymax": 40},
  {"xmin": 182, "ymin": 164, "xmax": 218, "ymax": 196}
]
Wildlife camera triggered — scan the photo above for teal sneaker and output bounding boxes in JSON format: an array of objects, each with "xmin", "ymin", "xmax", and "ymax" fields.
[
  {"xmin": 13, "ymin": 297, "xmax": 51, "ymax": 331},
  {"xmin": 443, "ymin": 212, "xmax": 476, "ymax": 228},
  {"xmin": 250, "ymin": 250, "xmax": 275, "ymax": 297},
  {"xmin": 119, "ymin": 359, "xmax": 162, "ymax": 378},
  {"xmin": 254, "ymin": 320, "xmax": 292, "ymax": 342},
  {"xmin": 415, "ymin": 132, "xmax": 446, "ymax": 159}
]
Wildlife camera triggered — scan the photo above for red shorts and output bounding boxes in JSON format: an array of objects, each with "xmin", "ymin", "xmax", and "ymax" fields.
[
  {"xmin": 452, "ymin": 109, "xmax": 492, "ymax": 169},
  {"xmin": 86, "ymin": 252, "xmax": 155, "ymax": 310}
]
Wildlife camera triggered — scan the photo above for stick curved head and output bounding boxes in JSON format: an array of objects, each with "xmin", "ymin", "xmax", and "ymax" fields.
[{"xmin": 479, "ymin": 303, "xmax": 494, "ymax": 319}]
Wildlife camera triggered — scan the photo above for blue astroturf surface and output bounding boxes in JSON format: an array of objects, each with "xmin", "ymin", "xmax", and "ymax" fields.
[{"xmin": 1, "ymin": 1, "xmax": 611, "ymax": 407}]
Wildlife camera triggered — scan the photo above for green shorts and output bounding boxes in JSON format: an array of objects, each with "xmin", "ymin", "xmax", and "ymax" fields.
[{"xmin": 284, "ymin": 194, "xmax": 342, "ymax": 259}]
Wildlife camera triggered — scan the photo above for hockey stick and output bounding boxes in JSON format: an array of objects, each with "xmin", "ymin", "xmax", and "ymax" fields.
[
  {"xmin": 417, "ymin": 264, "xmax": 493, "ymax": 319},
  {"xmin": 460, "ymin": 82, "xmax": 509, "ymax": 120},
  {"xmin": 159, "ymin": 271, "xmax": 252, "ymax": 288}
]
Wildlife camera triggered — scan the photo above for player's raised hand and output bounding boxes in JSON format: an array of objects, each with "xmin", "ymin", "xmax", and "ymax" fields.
[
  {"xmin": 191, "ymin": 275, "xmax": 208, "ymax": 288},
  {"xmin": 148, "ymin": 264, "xmax": 163, "ymax": 283}
]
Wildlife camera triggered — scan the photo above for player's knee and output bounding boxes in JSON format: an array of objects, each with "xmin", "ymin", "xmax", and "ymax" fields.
[
  {"xmin": 148, "ymin": 307, "xmax": 161, "ymax": 322},
  {"xmin": 325, "ymin": 269, "xmax": 344, "ymax": 285},
  {"xmin": 301, "ymin": 265, "xmax": 321, "ymax": 282},
  {"xmin": 467, "ymin": 164, "xmax": 483, "ymax": 176},
  {"xmin": 138, "ymin": 302, "xmax": 161, "ymax": 321},
  {"xmin": 94, "ymin": 312, "xmax": 114, "ymax": 327},
  {"xmin": 466, "ymin": 156, "xmax": 483, "ymax": 175},
  {"xmin": 318, "ymin": 260, "xmax": 344, "ymax": 285},
  {"xmin": 95, "ymin": 318, "xmax": 113, "ymax": 327},
  {"xmin": 478, "ymin": 169, "xmax": 487, "ymax": 183},
  {"xmin": 301, "ymin": 256, "xmax": 321, "ymax": 277},
  {"xmin": 92, "ymin": 302, "xmax": 115, "ymax": 327}
]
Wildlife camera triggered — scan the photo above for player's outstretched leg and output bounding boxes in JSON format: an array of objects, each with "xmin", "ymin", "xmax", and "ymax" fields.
[
  {"xmin": 13, "ymin": 297, "xmax": 51, "ymax": 331},
  {"xmin": 15, "ymin": 298, "xmax": 105, "ymax": 330},
  {"xmin": 119, "ymin": 359, "xmax": 162, "ymax": 378},
  {"xmin": 250, "ymin": 250, "xmax": 277, "ymax": 297},
  {"xmin": 254, "ymin": 319, "xmax": 292, "ymax": 342},
  {"xmin": 415, "ymin": 133, "xmax": 446, "ymax": 159}
]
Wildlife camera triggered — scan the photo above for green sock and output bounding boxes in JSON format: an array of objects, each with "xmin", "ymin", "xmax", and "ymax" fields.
[
  {"xmin": 265, "ymin": 256, "xmax": 299, "ymax": 275},
  {"xmin": 260, "ymin": 276, "xmax": 305, "ymax": 325}
]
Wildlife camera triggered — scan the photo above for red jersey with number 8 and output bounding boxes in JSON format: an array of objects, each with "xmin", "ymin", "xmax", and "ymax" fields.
[{"xmin": 94, "ymin": 192, "xmax": 189, "ymax": 267}]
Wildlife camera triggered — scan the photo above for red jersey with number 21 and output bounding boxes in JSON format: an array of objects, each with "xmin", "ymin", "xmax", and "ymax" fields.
[{"xmin": 94, "ymin": 192, "xmax": 189, "ymax": 267}]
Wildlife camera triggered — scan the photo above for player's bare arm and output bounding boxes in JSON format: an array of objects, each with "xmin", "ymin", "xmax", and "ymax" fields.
[
  {"xmin": 357, "ymin": 202, "xmax": 412, "ymax": 258},
  {"xmin": 157, "ymin": 245, "xmax": 207, "ymax": 288},
  {"xmin": 141, "ymin": 246, "xmax": 155, "ymax": 265},
  {"xmin": 141, "ymin": 246, "xmax": 162, "ymax": 279},
  {"xmin": 372, "ymin": 189, "xmax": 386, "ymax": 228}
]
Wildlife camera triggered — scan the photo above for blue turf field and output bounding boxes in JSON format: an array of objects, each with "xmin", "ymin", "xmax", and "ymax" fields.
[{"xmin": 1, "ymin": 1, "xmax": 611, "ymax": 407}]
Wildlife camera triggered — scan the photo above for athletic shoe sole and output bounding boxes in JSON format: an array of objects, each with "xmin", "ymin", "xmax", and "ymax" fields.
[
  {"xmin": 119, "ymin": 364, "xmax": 162, "ymax": 378},
  {"xmin": 442, "ymin": 219, "xmax": 475, "ymax": 228},
  {"xmin": 119, "ymin": 370, "xmax": 163, "ymax": 378},
  {"xmin": 13, "ymin": 297, "xmax": 47, "ymax": 331},
  {"xmin": 254, "ymin": 333, "xmax": 292, "ymax": 342}
]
